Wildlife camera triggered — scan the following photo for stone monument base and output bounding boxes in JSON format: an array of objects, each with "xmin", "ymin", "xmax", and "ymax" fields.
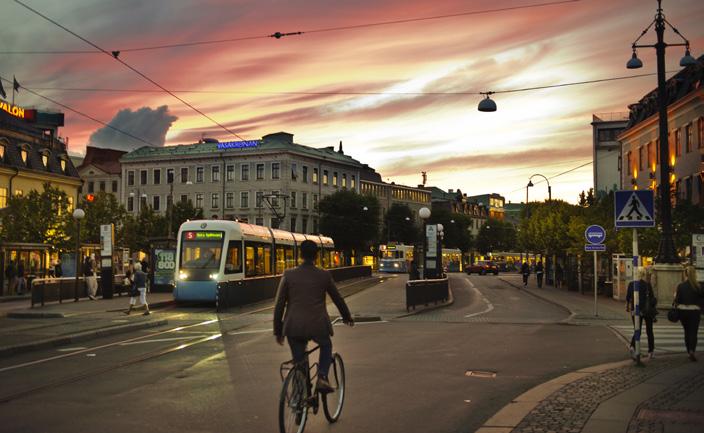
[{"xmin": 652, "ymin": 263, "xmax": 683, "ymax": 308}]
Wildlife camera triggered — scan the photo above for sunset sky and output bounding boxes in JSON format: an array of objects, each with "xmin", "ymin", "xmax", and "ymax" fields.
[{"xmin": 1, "ymin": 0, "xmax": 703, "ymax": 204}]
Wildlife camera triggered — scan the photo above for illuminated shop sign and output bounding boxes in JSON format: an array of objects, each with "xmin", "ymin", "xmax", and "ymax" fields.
[
  {"xmin": 184, "ymin": 231, "xmax": 224, "ymax": 240},
  {"xmin": 0, "ymin": 100, "xmax": 36, "ymax": 121},
  {"xmin": 216, "ymin": 140, "xmax": 260, "ymax": 150}
]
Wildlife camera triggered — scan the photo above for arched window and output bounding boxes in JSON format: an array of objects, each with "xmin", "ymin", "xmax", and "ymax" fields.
[
  {"xmin": 19, "ymin": 146, "xmax": 29, "ymax": 164},
  {"xmin": 40, "ymin": 149, "xmax": 51, "ymax": 168},
  {"xmin": 0, "ymin": 140, "xmax": 6, "ymax": 162}
]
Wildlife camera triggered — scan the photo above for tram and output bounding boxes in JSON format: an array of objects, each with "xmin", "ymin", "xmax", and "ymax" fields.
[
  {"xmin": 174, "ymin": 220, "xmax": 340, "ymax": 302},
  {"xmin": 442, "ymin": 248, "xmax": 463, "ymax": 272},
  {"xmin": 378, "ymin": 244, "xmax": 414, "ymax": 273}
]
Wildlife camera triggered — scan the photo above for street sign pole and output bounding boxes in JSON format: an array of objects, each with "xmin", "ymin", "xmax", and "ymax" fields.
[
  {"xmin": 632, "ymin": 228, "xmax": 643, "ymax": 366},
  {"xmin": 594, "ymin": 250, "xmax": 598, "ymax": 317}
]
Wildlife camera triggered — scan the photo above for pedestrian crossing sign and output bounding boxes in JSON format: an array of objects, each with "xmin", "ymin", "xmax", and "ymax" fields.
[{"xmin": 614, "ymin": 190, "xmax": 655, "ymax": 228}]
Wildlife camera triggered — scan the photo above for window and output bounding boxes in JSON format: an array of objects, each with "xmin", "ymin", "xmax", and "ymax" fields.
[
  {"xmin": 699, "ymin": 118, "xmax": 704, "ymax": 149},
  {"xmin": 290, "ymin": 191, "xmax": 297, "ymax": 208},
  {"xmin": 140, "ymin": 170, "xmax": 147, "ymax": 185},
  {"xmin": 153, "ymin": 195, "xmax": 160, "ymax": 211},
  {"xmin": 0, "ymin": 188, "xmax": 7, "ymax": 208},
  {"xmin": 351, "ymin": 175, "xmax": 356, "ymax": 189},
  {"xmin": 167, "ymin": 168, "xmax": 174, "ymax": 184},
  {"xmin": 195, "ymin": 193, "xmax": 203, "ymax": 209},
  {"xmin": 20, "ymin": 148, "xmax": 28, "ymax": 164},
  {"xmin": 256, "ymin": 163, "xmax": 265, "ymax": 180},
  {"xmin": 302, "ymin": 166, "xmax": 308, "ymax": 183},
  {"xmin": 226, "ymin": 192, "xmax": 234, "ymax": 208},
  {"xmin": 675, "ymin": 129, "xmax": 682, "ymax": 156},
  {"xmin": 154, "ymin": 169, "xmax": 161, "ymax": 185},
  {"xmin": 241, "ymin": 192, "xmax": 249, "ymax": 208},
  {"xmin": 313, "ymin": 168, "xmax": 318, "ymax": 184},
  {"xmin": 127, "ymin": 170, "xmax": 135, "ymax": 186},
  {"xmin": 212, "ymin": 165, "xmax": 220, "ymax": 182},
  {"xmin": 196, "ymin": 167, "xmax": 204, "ymax": 183},
  {"xmin": 313, "ymin": 218, "xmax": 319, "ymax": 234},
  {"xmin": 41, "ymin": 153, "xmax": 48, "ymax": 167},
  {"xmin": 323, "ymin": 170, "xmax": 329, "ymax": 186},
  {"xmin": 226, "ymin": 165, "xmax": 234, "ymax": 182},
  {"xmin": 256, "ymin": 217, "xmax": 264, "ymax": 226},
  {"xmin": 14, "ymin": 189, "xmax": 23, "ymax": 197},
  {"xmin": 180, "ymin": 194, "xmax": 188, "ymax": 204},
  {"xmin": 290, "ymin": 216, "xmax": 297, "ymax": 232},
  {"xmin": 60, "ymin": 159, "xmax": 66, "ymax": 172},
  {"xmin": 301, "ymin": 217, "xmax": 308, "ymax": 234},
  {"xmin": 88, "ymin": 181, "xmax": 94, "ymax": 193},
  {"xmin": 140, "ymin": 195, "xmax": 147, "ymax": 210},
  {"xmin": 342, "ymin": 174, "xmax": 347, "ymax": 188},
  {"xmin": 272, "ymin": 163, "xmax": 280, "ymax": 179},
  {"xmin": 333, "ymin": 172, "xmax": 338, "ymax": 187},
  {"xmin": 99, "ymin": 181, "xmax": 105, "ymax": 192},
  {"xmin": 0, "ymin": 143, "xmax": 4, "ymax": 161},
  {"xmin": 685, "ymin": 124, "xmax": 693, "ymax": 153},
  {"xmin": 180, "ymin": 167, "xmax": 188, "ymax": 183},
  {"xmin": 271, "ymin": 191, "xmax": 280, "ymax": 208},
  {"xmin": 639, "ymin": 146, "xmax": 646, "ymax": 171},
  {"xmin": 224, "ymin": 241, "xmax": 242, "ymax": 274},
  {"xmin": 256, "ymin": 191, "xmax": 263, "ymax": 208},
  {"xmin": 302, "ymin": 192, "xmax": 308, "ymax": 209},
  {"xmin": 112, "ymin": 181, "xmax": 118, "ymax": 192},
  {"xmin": 313, "ymin": 194, "xmax": 318, "ymax": 209},
  {"xmin": 211, "ymin": 193, "xmax": 220, "ymax": 209},
  {"xmin": 127, "ymin": 196, "xmax": 134, "ymax": 212},
  {"xmin": 67, "ymin": 197, "xmax": 74, "ymax": 211},
  {"xmin": 241, "ymin": 164, "xmax": 250, "ymax": 181},
  {"xmin": 291, "ymin": 163, "xmax": 297, "ymax": 180}
]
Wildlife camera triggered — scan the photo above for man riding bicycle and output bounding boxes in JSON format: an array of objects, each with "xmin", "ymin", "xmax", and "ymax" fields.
[{"xmin": 274, "ymin": 240, "xmax": 354, "ymax": 393}]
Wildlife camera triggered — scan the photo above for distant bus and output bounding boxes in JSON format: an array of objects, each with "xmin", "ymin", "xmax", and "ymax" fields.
[{"xmin": 379, "ymin": 244, "xmax": 414, "ymax": 273}]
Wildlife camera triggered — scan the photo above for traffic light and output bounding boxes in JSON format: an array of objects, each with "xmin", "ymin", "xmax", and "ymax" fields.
[{"xmin": 86, "ymin": 193, "xmax": 95, "ymax": 202}]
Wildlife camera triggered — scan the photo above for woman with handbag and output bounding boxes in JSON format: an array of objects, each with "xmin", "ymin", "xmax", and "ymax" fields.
[
  {"xmin": 626, "ymin": 267, "xmax": 657, "ymax": 359},
  {"xmin": 674, "ymin": 265, "xmax": 703, "ymax": 362},
  {"xmin": 124, "ymin": 262, "xmax": 150, "ymax": 316}
]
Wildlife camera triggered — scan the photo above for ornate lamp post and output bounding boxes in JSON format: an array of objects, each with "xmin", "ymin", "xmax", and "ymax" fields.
[
  {"xmin": 72, "ymin": 208, "xmax": 85, "ymax": 302},
  {"xmin": 626, "ymin": 0, "xmax": 697, "ymax": 263},
  {"xmin": 527, "ymin": 174, "xmax": 552, "ymax": 202},
  {"xmin": 419, "ymin": 207, "xmax": 431, "ymax": 278}
]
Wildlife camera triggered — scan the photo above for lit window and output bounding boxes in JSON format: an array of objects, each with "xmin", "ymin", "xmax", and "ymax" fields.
[
  {"xmin": 41, "ymin": 153, "xmax": 48, "ymax": 167},
  {"xmin": 20, "ymin": 149, "xmax": 28, "ymax": 164}
]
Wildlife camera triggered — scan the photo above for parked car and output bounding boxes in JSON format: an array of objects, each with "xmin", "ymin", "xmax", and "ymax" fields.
[{"xmin": 466, "ymin": 260, "xmax": 499, "ymax": 275}]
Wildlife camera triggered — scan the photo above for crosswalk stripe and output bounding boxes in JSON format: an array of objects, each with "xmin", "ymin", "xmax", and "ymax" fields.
[{"xmin": 610, "ymin": 324, "xmax": 702, "ymax": 354}]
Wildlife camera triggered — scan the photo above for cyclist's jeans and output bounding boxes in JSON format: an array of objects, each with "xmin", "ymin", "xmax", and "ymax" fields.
[{"xmin": 288, "ymin": 335, "xmax": 333, "ymax": 379}]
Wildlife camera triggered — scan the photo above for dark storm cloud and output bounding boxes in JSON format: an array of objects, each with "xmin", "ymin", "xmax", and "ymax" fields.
[{"xmin": 88, "ymin": 105, "xmax": 177, "ymax": 151}]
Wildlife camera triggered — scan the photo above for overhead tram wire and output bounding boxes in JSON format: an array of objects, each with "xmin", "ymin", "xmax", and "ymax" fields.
[
  {"xmin": 20, "ymin": 71, "xmax": 668, "ymax": 97},
  {"xmin": 12, "ymin": 0, "xmax": 247, "ymax": 141},
  {"xmin": 2, "ymin": 0, "xmax": 580, "ymax": 55},
  {"xmin": 0, "ymin": 75, "xmax": 158, "ymax": 147}
]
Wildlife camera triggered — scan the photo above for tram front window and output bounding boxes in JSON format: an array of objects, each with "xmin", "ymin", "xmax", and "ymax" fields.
[{"xmin": 180, "ymin": 231, "xmax": 224, "ymax": 280}]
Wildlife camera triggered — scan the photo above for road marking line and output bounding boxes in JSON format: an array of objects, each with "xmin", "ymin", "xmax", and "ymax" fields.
[
  {"xmin": 119, "ymin": 335, "xmax": 208, "ymax": 346},
  {"xmin": 465, "ymin": 281, "xmax": 495, "ymax": 318},
  {"xmin": 56, "ymin": 347, "xmax": 87, "ymax": 352}
]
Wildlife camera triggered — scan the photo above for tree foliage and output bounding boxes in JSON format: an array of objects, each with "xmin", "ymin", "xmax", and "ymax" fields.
[
  {"xmin": 476, "ymin": 218, "xmax": 515, "ymax": 254},
  {"xmin": 384, "ymin": 203, "xmax": 419, "ymax": 244},
  {"xmin": 319, "ymin": 190, "xmax": 381, "ymax": 262},
  {"xmin": 427, "ymin": 207, "xmax": 473, "ymax": 253}
]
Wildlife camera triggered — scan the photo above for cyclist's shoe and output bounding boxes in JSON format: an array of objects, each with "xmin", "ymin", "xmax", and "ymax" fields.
[{"xmin": 316, "ymin": 377, "xmax": 334, "ymax": 394}]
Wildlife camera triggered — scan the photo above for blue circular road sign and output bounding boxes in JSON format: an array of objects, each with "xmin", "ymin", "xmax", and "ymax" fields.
[{"xmin": 585, "ymin": 225, "xmax": 606, "ymax": 244}]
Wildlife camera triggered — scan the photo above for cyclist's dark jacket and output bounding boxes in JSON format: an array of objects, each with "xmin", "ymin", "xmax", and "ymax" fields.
[{"xmin": 273, "ymin": 263, "xmax": 352, "ymax": 338}]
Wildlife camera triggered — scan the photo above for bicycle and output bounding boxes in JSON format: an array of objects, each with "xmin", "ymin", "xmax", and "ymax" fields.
[{"xmin": 279, "ymin": 345, "xmax": 346, "ymax": 433}]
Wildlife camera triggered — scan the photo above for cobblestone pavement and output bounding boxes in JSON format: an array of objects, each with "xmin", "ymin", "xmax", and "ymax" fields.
[
  {"xmin": 511, "ymin": 357, "xmax": 689, "ymax": 433},
  {"xmin": 627, "ymin": 363, "xmax": 704, "ymax": 433}
]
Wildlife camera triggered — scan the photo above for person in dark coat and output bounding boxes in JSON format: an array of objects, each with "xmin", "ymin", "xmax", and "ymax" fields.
[
  {"xmin": 521, "ymin": 261, "xmax": 530, "ymax": 288},
  {"xmin": 408, "ymin": 260, "xmax": 420, "ymax": 281},
  {"xmin": 535, "ymin": 261, "xmax": 544, "ymax": 288},
  {"xmin": 674, "ymin": 266, "xmax": 703, "ymax": 362},
  {"xmin": 16, "ymin": 261, "xmax": 26, "ymax": 295},
  {"xmin": 5, "ymin": 261, "xmax": 17, "ymax": 294},
  {"xmin": 555, "ymin": 263, "xmax": 564, "ymax": 289},
  {"xmin": 626, "ymin": 267, "xmax": 657, "ymax": 360},
  {"xmin": 273, "ymin": 240, "xmax": 354, "ymax": 393}
]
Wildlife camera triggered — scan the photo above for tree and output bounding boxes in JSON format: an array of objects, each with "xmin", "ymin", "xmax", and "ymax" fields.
[
  {"xmin": 428, "ymin": 207, "xmax": 472, "ymax": 253},
  {"xmin": 475, "ymin": 218, "xmax": 515, "ymax": 254},
  {"xmin": 0, "ymin": 183, "xmax": 73, "ymax": 250},
  {"xmin": 78, "ymin": 192, "xmax": 127, "ymax": 244},
  {"xmin": 384, "ymin": 203, "xmax": 418, "ymax": 244},
  {"xmin": 319, "ymin": 190, "xmax": 381, "ymax": 263},
  {"xmin": 166, "ymin": 200, "xmax": 204, "ymax": 236},
  {"xmin": 121, "ymin": 206, "xmax": 168, "ymax": 252}
]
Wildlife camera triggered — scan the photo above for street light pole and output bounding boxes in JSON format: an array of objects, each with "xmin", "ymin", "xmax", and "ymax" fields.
[
  {"xmin": 627, "ymin": 0, "xmax": 696, "ymax": 263},
  {"xmin": 528, "ymin": 174, "xmax": 551, "ymax": 201}
]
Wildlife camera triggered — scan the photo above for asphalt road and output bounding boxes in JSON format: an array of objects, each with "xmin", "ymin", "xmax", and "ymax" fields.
[{"xmin": 0, "ymin": 273, "xmax": 628, "ymax": 433}]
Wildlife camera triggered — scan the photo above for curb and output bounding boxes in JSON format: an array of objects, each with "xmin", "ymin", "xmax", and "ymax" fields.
[
  {"xmin": 105, "ymin": 299, "xmax": 175, "ymax": 313},
  {"xmin": 499, "ymin": 276, "xmax": 576, "ymax": 323},
  {"xmin": 0, "ymin": 319, "xmax": 168, "ymax": 358},
  {"xmin": 475, "ymin": 358, "xmax": 634, "ymax": 433},
  {"xmin": 8, "ymin": 299, "xmax": 175, "ymax": 318}
]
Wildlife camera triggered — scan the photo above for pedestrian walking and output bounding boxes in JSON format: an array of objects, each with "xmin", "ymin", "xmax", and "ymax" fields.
[
  {"xmin": 123, "ymin": 260, "xmax": 134, "ymax": 296},
  {"xmin": 84, "ymin": 256, "xmax": 98, "ymax": 300},
  {"xmin": 16, "ymin": 261, "xmax": 26, "ymax": 295},
  {"xmin": 535, "ymin": 261, "xmax": 544, "ymax": 288},
  {"xmin": 408, "ymin": 259, "xmax": 420, "ymax": 280},
  {"xmin": 521, "ymin": 261, "xmax": 530, "ymax": 288},
  {"xmin": 626, "ymin": 267, "xmax": 657, "ymax": 360},
  {"xmin": 674, "ymin": 265, "xmax": 703, "ymax": 362},
  {"xmin": 4, "ymin": 261, "xmax": 17, "ymax": 295},
  {"xmin": 555, "ymin": 262, "xmax": 564, "ymax": 289},
  {"xmin": 124, "ymin": 262, "xmax": 150, "ymax": 315}
]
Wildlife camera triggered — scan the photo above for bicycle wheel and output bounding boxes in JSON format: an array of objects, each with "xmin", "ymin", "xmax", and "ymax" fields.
[
  {"xmin": 279, "ymin": 367, "xmax": 309, "ymax": 433},
  {"xmin": 322, "ymin": 353, "xmax": 346, "ymax": 423}
]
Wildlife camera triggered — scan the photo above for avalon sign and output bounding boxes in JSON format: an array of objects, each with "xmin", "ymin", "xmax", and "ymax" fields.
[{"xmin": 0, "ymin": 100, "xmax": 36, "ymax": 121}]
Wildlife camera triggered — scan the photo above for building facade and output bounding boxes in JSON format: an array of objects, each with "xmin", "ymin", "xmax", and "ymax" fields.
[
  {"xmin": 619, "ymin": 55, "xmax": 704, "ymax": 206},
  {"xmin": 77, "ymin": 146, "xmax": 126, "ymax": 200},
  {"xmin": 428, "ymin": 187, "xmax": 488, "ymax": 237},
  {"xmin": 360, "ymin": 180, "xmax": 431, "ymax": 227},
  {"xmin": 468, "ymin": 193, "xmax": 505, "ymax": 221},
  {"xmin": 592, "ymin": 113, "xmax": 628, "ymax": 196},
  {"xmin": 0, "ymin": 103, "xmax": 80, "ymax": 210},
  {"xmin": 120, "ymin": 132, "xmax": 374, "ymax": 233}
]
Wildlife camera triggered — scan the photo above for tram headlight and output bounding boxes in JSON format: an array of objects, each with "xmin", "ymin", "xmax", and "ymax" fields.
[
  {"xmin": 209, "ymin": 273, "xmax": 219, "ymax": 280},
  {"xmin": 394, "ymin": 263, "xmax": 400, "ymax": 268},
  {"xmin": 178, "ymin": 271, "xmax": 188, "ymax": 280}
]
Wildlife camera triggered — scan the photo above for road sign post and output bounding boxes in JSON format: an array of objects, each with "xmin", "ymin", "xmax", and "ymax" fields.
[{"xmin": 584, "ymin": 225, "xmax": 606, "ymax": 317}]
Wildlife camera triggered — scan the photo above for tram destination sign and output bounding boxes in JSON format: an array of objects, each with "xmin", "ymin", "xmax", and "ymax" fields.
[{"xmin": 184, "ymin": 231, "xmax": 223, "ymax": 240}]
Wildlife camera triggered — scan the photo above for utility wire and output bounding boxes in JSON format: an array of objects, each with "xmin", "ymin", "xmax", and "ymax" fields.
[
  {"xmin": 19, "ymin": 71, "xmax": 667, "ymax": 97},
  {"xmin": 12, "ymin": 0, "xmax": 246, "ymax": 141},
  {"xmin": 2, "ymin": 0, "xmax": 580, "ymax": 55},
  {"xmin": 0, "ymin": 75, "xmax": 158, "ymax": 147}
]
